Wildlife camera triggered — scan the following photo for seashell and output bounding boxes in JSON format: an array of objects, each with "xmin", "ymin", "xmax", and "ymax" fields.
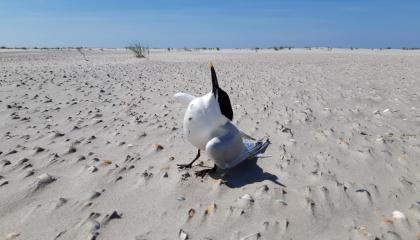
[
  {"xmin": 214, "ymin": 179, "xmax": 224, "ymax": 186},
  {"xmin": 392, "ymin": 210, "xmax": 406, "ymax": 219},
  {"xmin": 239, "ymin": 232, "xmax": 261, "ymax": 240},
  {"xmin": 380, "ymin": 218, "xmax": 393, "ymax": 224},
  {"xmin": 37, "ymin": 173, "xmax": 56, "ymax": 184},
  {"xmin": 241, "ymin": 194, "xmax": 253, "ymax": 201},
  {"xmin": 188, "ymin": 208, "xmax": 195, "ymax": 219},
  {"xmin": 101, "ymin": 160, "xmax": 113, "ymax": 166},
  {"xmin": 177, "ymin": 196, "xmax": 185, "ymax": 201},
  {"xmin": 179, "ymin": 229, "xmax": 188, "ymax": 240},
  {"xmin": 235, "ymin": 194, "xmax": 254, "ymax": 208},
  {"xmin": 83, "ymin": 201, "xmax": 93, "ymax": 208},
  {"xmin": 205, "ymin": 203, "xmax": 217, "ymax": 215},
  {"xmin": 6, "ymin": 232, "xmax": 20, "ymax": 240},
  {"xmin": 151, "ymin": 144, "xmax": 164, "ymax": 151},
  {"xmin": 88, "ymin": 166, "xmax": 98, "ymax": 173}
]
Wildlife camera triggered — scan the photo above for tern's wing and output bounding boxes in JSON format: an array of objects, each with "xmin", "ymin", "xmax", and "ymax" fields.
[
  {"xmin": 238, "ymin": 129, "xmax": 256, "ymax": 141},
  {"xmin": 173, "ymin": 92, "xmax": 196, "ymax": 105},
  {"xmin": 207, "ymin": 122, "xmax": 270, "ymax": 169},
  {"xmin": 206, "ymin": 123, "xmax": 244, "ymax": 168},
  {"xmin": 218, "ymin": 137, "xmax": 270, "ymax": 169},
  {"xmin": 230, "ymin": 123, "xmax": 256, "ymax": 140},
  {"xmin": 241, "ymin": 137, "xmax": 270, "ymax": 160},
  {"xmin": 211, "ymin": 136, "xmax": 270, "ymax": 170}
]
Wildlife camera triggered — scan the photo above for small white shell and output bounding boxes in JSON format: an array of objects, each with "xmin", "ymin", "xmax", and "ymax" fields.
[
  {"xmin": 392, "ymin": 210, "xmax": 406, "ymax": 219},
  {"xmin": 37, "ymin": 173, "xmax": 56, "ymax": 184},
  {"xmin": 88, "ymin": 166, "xmax": 98, "ymax": 173},
  {"xmin": 235, "ymin": 194, "xmax": 254, "ymax": 208}
]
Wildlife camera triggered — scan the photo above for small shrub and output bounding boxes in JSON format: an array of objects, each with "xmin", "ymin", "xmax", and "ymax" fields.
[
  {"xmin": 273, "ymin": 46, "xmax": 288, "ymax": 51},
  {"xmin": 127, "ymin": 43, "xmax": 148, "ymax": 58},
  {"xmin": 402, "ymin": 47, "xmax": 420, "ymax": 50},
  {"xmin": 76, "ymin": 47, "xmax": 88, "ymax": 61}
]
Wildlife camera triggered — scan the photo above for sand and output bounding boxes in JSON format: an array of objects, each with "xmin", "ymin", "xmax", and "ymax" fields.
[{"xmin": 0, "ymin": 48, "xmax": 420, "ymax": 240}]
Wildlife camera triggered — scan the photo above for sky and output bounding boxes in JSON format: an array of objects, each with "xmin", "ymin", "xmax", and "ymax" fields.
[{"xmin": 1, "ymin": 0, "xmax": 419, "ymax": 48}]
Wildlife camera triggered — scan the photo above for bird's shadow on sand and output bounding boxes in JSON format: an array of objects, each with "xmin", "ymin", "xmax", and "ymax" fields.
[{"xmin": 211, "ymin": 158, "xmax": 286, "ymax": 188}]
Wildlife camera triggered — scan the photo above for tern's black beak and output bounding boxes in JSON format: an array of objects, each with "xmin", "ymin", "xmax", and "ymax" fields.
[{"xmin": 208, "ymin": 63, "xmax": 233, "ymax": 121}]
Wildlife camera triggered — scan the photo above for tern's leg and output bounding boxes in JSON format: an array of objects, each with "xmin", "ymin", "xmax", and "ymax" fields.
[
  {"xmin": 177, "ymin": 149, "xmax": 201, "ymax": 169},
  {"xmin": 195, "ymin": 164, "xmax": 217, "ymax": 178}
]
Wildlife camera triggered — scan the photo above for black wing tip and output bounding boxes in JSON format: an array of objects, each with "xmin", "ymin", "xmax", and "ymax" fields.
[{"xmin": 218, "ymin": 89, "xmax": 233, "ymax": 121}]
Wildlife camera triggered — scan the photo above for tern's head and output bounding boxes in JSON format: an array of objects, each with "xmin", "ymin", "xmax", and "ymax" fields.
[{"xmin": 209, "ymin": 63, "xmax": 233, "ymax": 121}]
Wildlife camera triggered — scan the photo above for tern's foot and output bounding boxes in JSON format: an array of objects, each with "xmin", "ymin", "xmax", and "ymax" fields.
[
  {"xmin": 177, "ymin": 149, "xmax": 201, "ymax": 170},
  {"xmin": 194, "ymin": 165, "xmax": 217, "ymax": 178},
  {"xmin": 177, "ymin": 163, "xmax": 193, "ymax": 169}
]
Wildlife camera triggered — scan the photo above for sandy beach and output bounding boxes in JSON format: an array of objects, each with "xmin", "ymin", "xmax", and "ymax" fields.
[{"xmin": 1, "ymin": 48, "xmax": 420, "ymax": 240}]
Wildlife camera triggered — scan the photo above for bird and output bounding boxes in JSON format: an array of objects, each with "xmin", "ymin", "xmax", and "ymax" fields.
[{"xmin": 173, "ymin": 63, "xmax": 270, "ymax": 177}]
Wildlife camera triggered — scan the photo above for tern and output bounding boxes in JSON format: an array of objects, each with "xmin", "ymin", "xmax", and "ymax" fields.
[{"xmin": 174, "ymin": 63, "xmax": 270, "ymax": 177}]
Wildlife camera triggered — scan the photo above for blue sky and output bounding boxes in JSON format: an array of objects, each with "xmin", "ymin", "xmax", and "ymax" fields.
[{"xmin": 1, "ymin": 0, "xmax": 419, "ymax": 48}]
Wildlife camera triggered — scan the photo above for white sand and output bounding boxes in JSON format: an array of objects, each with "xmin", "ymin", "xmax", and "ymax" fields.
[{"xmin": 1, "ymin": 48, "xmax": 420, "ymax": 240}]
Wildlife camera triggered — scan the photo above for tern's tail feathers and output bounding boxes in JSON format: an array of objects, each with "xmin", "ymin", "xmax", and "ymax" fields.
[
  {"xmin": 173, "ymin": 92, "xmax": 196, "ymax": 105},
  {"xmin": 243, "ymin": 137, "xmax": 270, "ymax": 160}
]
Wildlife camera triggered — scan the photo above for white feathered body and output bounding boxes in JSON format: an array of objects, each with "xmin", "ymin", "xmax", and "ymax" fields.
[{"xmin": 183, "ymin": 92, "xmax": 228, "ymax": 150}]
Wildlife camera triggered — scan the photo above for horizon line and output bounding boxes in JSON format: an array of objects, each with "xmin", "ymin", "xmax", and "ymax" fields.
[{"xmin": 1, "ymin": 46, "xmax": 420, "ymax": 50}]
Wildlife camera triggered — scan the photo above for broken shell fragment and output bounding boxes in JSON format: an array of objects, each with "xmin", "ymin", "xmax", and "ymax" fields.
[
  {"xmin": 101, "ymin": 160, "xmax": 113, "ymax": 166},
  {"xmin": 151, "ymin": 144, "xmax": 164, "ymax": 151},
  {"xmin": 188, "ymin": 208, "xmax": 195, "ymax": 219},
  {"xmin": 392, "ymin": 210, "xmax": 406, "ymax": 219},
  {"xmin": 380, "ymin": 218, "xmax": 393, "ymax": 224},
  {"xmin": 205, "ymin": 203, "xmax": 217, "ymax": 215}
]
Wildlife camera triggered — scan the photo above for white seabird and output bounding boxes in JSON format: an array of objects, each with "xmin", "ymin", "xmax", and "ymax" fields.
[{"xmin": 174, "ymin": 63, "xmax": 270, "ymax": 176}]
